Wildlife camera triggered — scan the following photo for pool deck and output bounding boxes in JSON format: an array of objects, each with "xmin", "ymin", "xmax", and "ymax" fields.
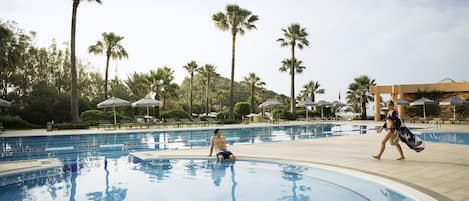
[{"xmin": 1, "ymin": 121, "xmax": 469, "ymax": 200}]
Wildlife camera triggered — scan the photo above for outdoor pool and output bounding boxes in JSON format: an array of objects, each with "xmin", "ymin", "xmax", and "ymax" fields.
[
  {"xmin": 0, "ymin": 158, "xmax": 415, "ymax": 201},
  {"xmin": 0, "ymin": 124, "xmax": 464, "ymax": 201},
  {"xmin": 0, "ymin": 124, "xmax": 372, "ymax": 162}
]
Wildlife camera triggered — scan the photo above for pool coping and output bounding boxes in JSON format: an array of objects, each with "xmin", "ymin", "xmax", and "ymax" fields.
[{"xmin": 130, "ymin": 154, "xmax": 442, "ymax": 201}]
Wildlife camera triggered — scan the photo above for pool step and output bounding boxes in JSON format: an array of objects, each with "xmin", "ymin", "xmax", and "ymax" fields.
[{"xmin": 0, "ymin": 158, "xmax": 63, "ymax": 186}]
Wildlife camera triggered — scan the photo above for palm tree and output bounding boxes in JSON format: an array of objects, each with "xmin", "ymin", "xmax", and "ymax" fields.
[
  {"xmin": 183, "ymin": 60, "xmax": 198, "ymax": 116},
  {"xmin": 301, "ymin": 81, "xmax": 325, "ymax": 102},
  {"xmin": 243, "ymin": 73, "xmax": 265, "ymax": 114},
  {"xmin": 70, "ymin": 0, "xmax": 102, "ymax": 122},
  {"xmin": 198, "ymin": 64, "xmax": 218, "ymax": 116},
  {"xmin": 212, "ymin": 4, "xmax": 259, "ymax": 120},
  {"xmin": 158, "ymin": 66, "xmax": 175, "ymax": 109},
  {"xmin": 279, "ymin": 58, "xmax": 306, "ymax": 108},
  {"xmin": 147, "ymin": 69, "xmax": 162, "ymax": 118},
  {"xmin": 125, "ymin": 72, "xmax": 150, "ymax": 100},
  {"xmin": 88, "ymin": 32, "xmax": 128, "ymax": 99},
  {"xmin": 347, "ymin": 75, "xmax": 376, "ymax": 120},
  {"xmin": 277, "ymin": 23, "xmax": 309, "ymax": 114}
]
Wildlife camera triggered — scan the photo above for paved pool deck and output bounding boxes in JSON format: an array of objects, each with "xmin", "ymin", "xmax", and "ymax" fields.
[{"xmin": 1, "ymin": 121, "xmax": 468, "ymax": 200}]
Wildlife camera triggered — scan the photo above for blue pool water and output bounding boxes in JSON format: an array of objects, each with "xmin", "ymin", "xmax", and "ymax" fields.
[
  {"xmin": 0, "ymin": 124, "xmax": 466, "ymax": 201},
  {"xmin": 0, "ymin": 124, "xmax": 371, "ymax": 162},
  {"xmin": 0, "ymin": 159, "xmax": 414, "ymax": 201}
]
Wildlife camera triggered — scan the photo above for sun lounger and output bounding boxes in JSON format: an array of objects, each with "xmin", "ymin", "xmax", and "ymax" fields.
[
  {"xmin": 164, "ymin": 119, "xmax": 181, "ymax": 127},
  {"xmin": 191, "ymin": 118, "xmax": 207, "ymax": 127},
  {"xmin": 179, "ymin": 118, "xmax": 194, "ymax": 127},
  {"xmin": 119, "ymin": 120, "xmax": 135, "ymax": 128},
  {"xmin": 207, "ymin": 118, "xmax": 223, "ymax": 126},
  {"xmin": 98, "ymin": 120, "xmax": 114, "ymax": 129}
]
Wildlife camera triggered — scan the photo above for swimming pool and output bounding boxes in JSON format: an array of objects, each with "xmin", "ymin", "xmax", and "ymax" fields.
[
  {"xmin": 0, "ymin": 124, "xmax": 371, "ymax": 162},
  {"xmin": 418, "ymin": 132, "xmax": 469, "ymax": 145},
  {"xmin": 0, "ymin": 158, "xmax": 415, "ymax": 201}
]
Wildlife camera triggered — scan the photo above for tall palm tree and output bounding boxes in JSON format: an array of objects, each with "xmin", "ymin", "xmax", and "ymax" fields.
[
  {"xmin": 70, "ymin": 0, "xmax": 101, "ymax": 122},
  {"xmin": 183, "ymin": 60, "xmax": 198, "ymax": 116},
  {"xmin": 279, "ymin": 58, "xmax": 306, "ymax": 108},
  {"xmin": 212, "ymin": 4, "xmax": 259, "ymax": 120},
  {"xmin": 347, "ymin": 75, "xmax": 376, "ymax": 120},
  {"xmin": 88, "ymin": 32, "xmax": 128, "ymax": 99},
  {"xmin": 198, "ymin": 64, "xmax": 218, "ymax": 116},
  {"xmin": 243, "ymin": 73, "xmax": 265, "ymax": 113},
  {"xmin": 277, "ymin": 23, "xmax": 309, "ymax": 114},
  {"xmin": 158, "ymin": 66, "xmax": 175, "ymax": 109},
  {"xmin": 301, "ymin": 81, "xmax": 325, "ymax": 102}
]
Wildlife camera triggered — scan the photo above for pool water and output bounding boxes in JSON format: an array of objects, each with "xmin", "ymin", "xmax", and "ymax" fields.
[
  {"xmin": 419, "ymin": 132, "xmax": 469, "ymax": 145},
  {"xmin": 0, "ymin": 124, "xmax": 371, "ymax": 162},
  {"xmin": 0, "ymin": 158, "xmax": 414, "ymax": 201}
]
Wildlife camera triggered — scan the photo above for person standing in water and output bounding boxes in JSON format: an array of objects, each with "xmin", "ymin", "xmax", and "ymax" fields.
[
  {"xmin": 209, "ymin": 129, "xmax": 236, "ymax": 163},
  {"xmin": 373, "ymin": 100, "xmax": 405, "ymax": 160}
]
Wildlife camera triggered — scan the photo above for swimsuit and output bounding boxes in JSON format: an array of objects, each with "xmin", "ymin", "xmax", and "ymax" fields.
[{"xmin": 216, "ymin": 150, "xmax": 232, "ymax": 160}]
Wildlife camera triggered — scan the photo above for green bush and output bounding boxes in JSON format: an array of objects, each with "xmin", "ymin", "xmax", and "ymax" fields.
[
  {"xmin": 234, "ymin": 102, "xmax": 251, "ymax": 118},
  {"xmin": 80, "ymin": 110, "xmax": 106, "ymax": 122},
  {"xmin": 216, "ymin": 111, "xmax": 230, "ymax": 120},
  {"xmin": 0, "ymin": 116, "xmax": 41, "ymax": 129},
  {"xmin": 53, "ymin": 122, "xmax": 94, "ymax": 130},
  {"xmin": 160, "ymin": 109, "xmax": 190, "ymax": 120},
  {"xmin": 295, "ymin": 109, "xmax": 319, "ymax": 118},
  {"xmin": 221, "ymin": 119, "xmax": 241, "ymax": 124},
  {"xmin": 80, "ymin": 110, "xmax": 132, "ymax": 123},
  {"xmin": 272, "ymin": 109, "xmax": 296, "ymax": 120},
  {"xmin": 216, "ymin": 111, "xmax": 241, "ymax": 120}
]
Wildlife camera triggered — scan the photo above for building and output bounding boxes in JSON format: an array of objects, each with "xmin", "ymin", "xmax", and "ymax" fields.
[{"xmin": 369, "ymin": 79, "xmax": 469, "ymax": 121}]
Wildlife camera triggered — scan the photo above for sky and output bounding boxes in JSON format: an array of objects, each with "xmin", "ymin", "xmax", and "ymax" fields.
[{"xmin": 1, "ymin": 0, "xmax": 469, "ymax": 102}]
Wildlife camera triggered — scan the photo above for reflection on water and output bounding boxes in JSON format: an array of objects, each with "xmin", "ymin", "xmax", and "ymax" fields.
[{"xmin": 0, "ymin": 159, "xmax": 416, "ymax": 201}]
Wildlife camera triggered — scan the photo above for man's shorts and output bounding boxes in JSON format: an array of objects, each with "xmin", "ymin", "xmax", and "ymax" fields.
[{"xmin": 216, "ymin": 150, "xmax": 233, "ymax": 160}]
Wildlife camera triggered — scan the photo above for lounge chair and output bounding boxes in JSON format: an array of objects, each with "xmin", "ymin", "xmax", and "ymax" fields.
[
  {"xmin": 192, "ymin": 118, "xmax": 207, "ymax": 127},
  {"xmin": 179, "ymin": 118, "xmax": 194, "ymax": 127},
  {"xmin": 207, "ymin": 118, "xmax": 223, "ymax": 126},
  {"xmin": 119, "ymin": 120, "xmax": 135, "ymax": 128},
  {"xmin": 164, "ymin": 119, "xmax": 181, "ymax": 127},
  {"xmin": 98, "ymin": 120, "xmax": 114, "ymax": 129}
]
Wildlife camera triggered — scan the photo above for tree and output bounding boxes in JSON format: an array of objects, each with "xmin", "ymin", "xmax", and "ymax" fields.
[
  {"xmin": 301, "ymin": 81, "xmax": 324, "ymax": 102},
  {"xmin": 347, "ymin": 75, "xmax": 376, "ymax": 120},
  {"xmin": 70, "ymin": 0, "xmax": 102, "ymax": 122},
  {"xmin": 183, "ymin": 60, "xmax": 198, "ymax": 116},
  {"xmin": 157, "ymin": 66, "xmax": 176, "ymax": 110},
  {"xmin": 88, "ymin": 32, "xmax": 128, "ymax": 99},
  {"xmin": 212, "ymin": 4, "xmax": 259, "ymax": 120},
  {"xmin": 234, "ymin": 102, "xmax": 250, "ymax": 118},
  {"xmin": 242, "ymin": 73, "xmax": 265, "ymax": 113},
  {"xmin": 277, "ymin": 23, "xmax": 309, "ymax": 114},
  {"xmin": 125, "ymin": 72, "xmax": 150, "ymax": 100},
  {"xmin": 197, "ymin": 64, "xmax": 218, "ymax": 115},
  {"xmin": 213, "ymin": 89, "xmax": 228, "ymax": 112}
]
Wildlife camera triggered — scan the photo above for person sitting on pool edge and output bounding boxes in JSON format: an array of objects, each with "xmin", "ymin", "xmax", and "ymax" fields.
[{"xmin": 209, "ymin": 129, "xmax": 236, "ymax": 164}]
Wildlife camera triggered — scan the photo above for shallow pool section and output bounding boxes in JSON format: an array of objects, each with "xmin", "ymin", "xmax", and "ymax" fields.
[
  {"xmin": 0, "ymin": 158, "xmax": 414, "ymax": 201},
  {"xmin": 419, "ymin": 132, "xmax": 469, "ymax": 145}
]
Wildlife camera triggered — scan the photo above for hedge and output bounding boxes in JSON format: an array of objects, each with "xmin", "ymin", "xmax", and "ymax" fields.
[
  {"xmin": 0, "ymin": 117, "xmax": 41, "ymax": 129},
  {"xmin": 272, "ymin": 109, "xmax": 296, "ymax": 120},
  {"xmin": 160, "ymin": 109, "xmax": 190, "ymax": 120},
  {"xmin": 80, "ymin": 110, "xmax": 132, "ymax": 123}
]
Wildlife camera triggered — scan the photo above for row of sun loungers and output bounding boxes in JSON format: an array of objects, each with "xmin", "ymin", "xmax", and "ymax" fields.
[{"xmin": 98, "ymin": 118, "xmax": 224, "ymax": 129}]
